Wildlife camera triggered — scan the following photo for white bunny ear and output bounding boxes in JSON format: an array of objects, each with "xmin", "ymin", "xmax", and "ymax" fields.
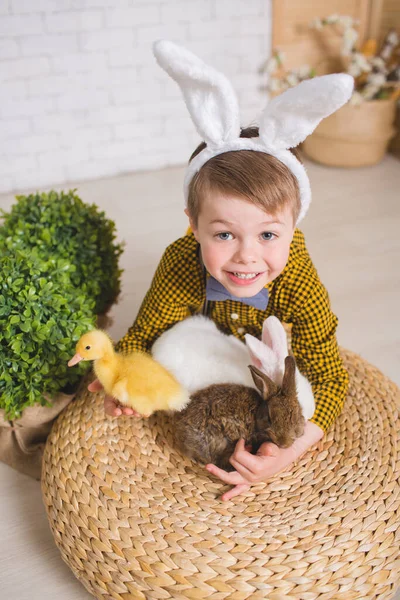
[
  {"xmin": 261, "ymin": 317, "xmax": 288, "ymax": 363},
  {"xmin": 259, "ymin": 74, "xmax": 354, "ymax": 150},
  {"xmin": 153, "ymin": 39, "xmax": 240, "ymax": 149},
  {"xmin": 245, "ymin": 333, "xmax": 273, "ymax": 370}
]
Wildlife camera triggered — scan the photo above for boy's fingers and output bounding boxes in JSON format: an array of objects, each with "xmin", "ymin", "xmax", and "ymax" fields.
[
  {"xmin": 221, "ymin": 483, "xmax": 250, "ymax": 502},
  {"xmin": 104, "ymin": 395, "xmax": 121, "ymax": 416},
  {"xmin": 87, "ymin": 378, "xmax": 142, "ymax": 418},
  {"xmin": 88, "ymin": 379, "xmax": 103, "ymax": 392},
  {"xmin": 228, "ymin": 457, "xmax": 254, "ymax": 480},
  {"xmin": 229, "ymin": 439, "xmax": 259, "ymax": 473},
  {"xmin": 205, "ymin": 464, "xmax": 246, "ymax": 485},
  {"xmin": 103, "ymin": 396, "xmax": 141, "ymax": 418},
  {"xmin": 257, "ymin": 442, "xmax": 279, "ymax": 458}
]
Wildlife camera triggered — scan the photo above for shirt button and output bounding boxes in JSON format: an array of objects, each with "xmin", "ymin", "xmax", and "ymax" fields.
[
  {"xmin": 237, "ymin": 327, "xmax": 245, "ymax": 334},
  {"xmin": 231, "ymin": 313, "xmax": 239, "ymax": 320}
]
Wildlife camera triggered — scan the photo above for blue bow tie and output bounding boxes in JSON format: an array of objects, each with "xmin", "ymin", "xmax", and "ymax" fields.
[{"xmin": 205, "ymin": 275, "xmax": 269, "ymax": 311}]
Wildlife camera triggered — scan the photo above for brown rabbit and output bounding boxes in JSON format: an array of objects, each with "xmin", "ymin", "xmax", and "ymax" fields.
[{"xmin": 172, "ymin": 356, "xmax": 305, "ymax": 471}]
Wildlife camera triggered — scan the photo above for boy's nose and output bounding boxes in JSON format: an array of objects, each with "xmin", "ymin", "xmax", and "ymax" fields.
[{"xmin": 234, "ymin": 243, "xmax": 258, "ymax": 264}]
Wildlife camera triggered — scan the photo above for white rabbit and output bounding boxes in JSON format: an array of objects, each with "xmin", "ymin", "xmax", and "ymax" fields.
[
  {"xmin": 152, "ymin": 314, "xmax": 255, "ymax": 393},
  {"xmin": 152, "ymin": 315, "xmax": 315, "ymax": 420}
]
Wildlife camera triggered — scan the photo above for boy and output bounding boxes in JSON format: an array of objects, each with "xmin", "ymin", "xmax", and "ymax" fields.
[
  {"xmin": 89, "ymin": 130, "xmax": 349, "ymax": 501},
  {"xmin": 89, "ymin": 41, "xmax": 352, "ymax": 500}
]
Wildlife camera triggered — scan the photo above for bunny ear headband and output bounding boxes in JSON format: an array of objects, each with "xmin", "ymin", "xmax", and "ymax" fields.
[{"xmin": 153, "ymin": 40, "xmax": 354, "ymax": 224}]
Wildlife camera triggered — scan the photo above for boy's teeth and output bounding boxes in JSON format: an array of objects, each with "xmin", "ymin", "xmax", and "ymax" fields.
[{"xmin": 233, "ymin": 272, "xmax": 258, "ymax": 279}]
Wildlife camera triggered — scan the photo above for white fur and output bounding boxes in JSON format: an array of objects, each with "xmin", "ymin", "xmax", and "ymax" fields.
[
  {"xmin": 153, "ymin": 40, "xmax": 354, "ymax": 225},
  {"xmin": 152, "ymin": 315, "xmax": 255, "ymax": 393},
  {"xmin": 152, "ymin": 315, "xmax": 315, "ymax": 420}
]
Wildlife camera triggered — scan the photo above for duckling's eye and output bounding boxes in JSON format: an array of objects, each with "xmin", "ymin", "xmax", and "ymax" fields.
[{"xmin": 85, "ymin": 345, "xmax": 91, "ymax": 350}]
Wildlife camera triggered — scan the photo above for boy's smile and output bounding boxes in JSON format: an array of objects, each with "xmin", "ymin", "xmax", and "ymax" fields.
[{"xmin": 187, "ymin": 193, "xmax": 296, "ymax": 298}]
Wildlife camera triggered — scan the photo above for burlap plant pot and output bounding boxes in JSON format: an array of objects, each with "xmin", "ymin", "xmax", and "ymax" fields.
[{"xmin": 0, "ymin": 392, "xmax": 74, "ymax": 480}]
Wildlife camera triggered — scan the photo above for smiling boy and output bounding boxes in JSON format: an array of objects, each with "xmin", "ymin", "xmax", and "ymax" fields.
[
  {"xmin": 89, "ymin": 128, "xmax": 349, "ymax": 501},
  {"xmin": 89, "ymin": 41, "xmax": 353, "ymax": 500},
  {"xmin": 189, "ymin": 189, "xmax": 294, "ymax": 298}
]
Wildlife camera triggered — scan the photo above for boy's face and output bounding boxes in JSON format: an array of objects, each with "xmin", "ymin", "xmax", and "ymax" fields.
[{"xmin": 186, "ymin": 192, "xmax": 295, "ymax": 298}]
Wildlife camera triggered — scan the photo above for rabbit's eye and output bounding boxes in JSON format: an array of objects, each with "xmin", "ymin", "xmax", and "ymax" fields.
[{"xmin": 85, "ymin": 345, "xmax": 91, "ymax": 350}]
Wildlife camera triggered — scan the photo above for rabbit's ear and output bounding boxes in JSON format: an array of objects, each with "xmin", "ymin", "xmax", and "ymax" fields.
[
  {"xmin": 261, "ymin": 316, "xmax": 288, "ymax": 363},
  {"xmin": 245, "ymin": 333, "xmax": 273, "ymax": 370},
  {"xmin": 248, "ymin": 365, "xmax": 279, "ymax": 399},
  {"xmin": 281, "ymin": 356, "xmax": 297, "ymax": 397},
  {"xmin": 153, "ymin": 40, "xmax": 240, "ymax": 149},
  {"xmin": 259, "ymin": 74, "xmax": 354, "ymax": 150}
]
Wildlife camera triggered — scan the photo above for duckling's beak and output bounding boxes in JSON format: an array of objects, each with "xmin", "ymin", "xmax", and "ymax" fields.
[{"xmin": 68, "ymin": 353, "xmax": 84, "ymax": 367}]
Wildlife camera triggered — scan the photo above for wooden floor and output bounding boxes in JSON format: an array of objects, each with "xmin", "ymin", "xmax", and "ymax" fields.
[{"xmin": 0, "ymin": 154, "xmax": 399, "ymax": 599}]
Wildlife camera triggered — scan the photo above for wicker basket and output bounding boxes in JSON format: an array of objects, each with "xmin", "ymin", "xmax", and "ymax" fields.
[
  {"xmin": 42, "ymin": 349, "xmax": 400, "ymax": 600},
  {"xmin": 303, "ymin": 99, "xmax": 398, "ymax": 167},
  {"xmin": 389, "ymin": 102, "xmax": 400, "ymax": 159}
]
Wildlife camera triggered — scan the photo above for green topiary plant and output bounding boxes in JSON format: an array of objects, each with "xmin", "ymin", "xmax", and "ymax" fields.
[
  {"xmin": 0, "ymin": 249, "xmax": 95, "ymax": 419},
  {"xmin": 0, "ymin": 190, "xmax": 124, "ymax": 315}
]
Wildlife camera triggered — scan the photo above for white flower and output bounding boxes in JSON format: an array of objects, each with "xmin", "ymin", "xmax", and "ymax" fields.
[
  {"xmin": 343, "ymin": 28, "xmax": 358, "ymax": 55},
  {"xmin": 296, "ymin": 64, "xmax": 312, "ymax": 78},
  {"xmin": 264, "ymin": 50, "xmax": 286, "ymax": 75},
  {"xmin": 354, "ymin": 52, "xmax": 372, "ymax": 71},
  {"xmin": 361, "ymin": 84, "xmax": 380, "ymax": 100},
  {"xmin": 349, "ymin": 91, "xmax": 364, "ymax": 105},
  {"xmin": 339, "ymin": 16, "xmax": 356, "ymax": 29},
  {"xmin": 387, "ymin": 30, "xmax": 399, "ymax": 45},
  {"xmin": 268, "ymin": 79, "xmax": 282, "ymax": 93},
  {"xmin": 277, "ymin": 51, "xmax": 286, "ymax": 64},
  {"xmin": 370, "ymin": 57, "xmax": 387, "ymax": 71},
  {"xmin": 286, "ymin": 73, "xmax": 300, "ymax": 87},
  {"xmin": 348, "ymin": 62, "xmax": 362, "ymax": 78},
  {"xmin": 326, "ymin": 14, "xmax": 339, "ymax": 24},
  {"xmin": 310, "ymin": 17, "xmax": 323, "ymax": 30},
  {"xmin": 266, "ymin": 57, "xmax": 279, "ymax": 75},
  {"xmin": 367, "ymin": 72, "xmax": 386, "ymax": 87}
]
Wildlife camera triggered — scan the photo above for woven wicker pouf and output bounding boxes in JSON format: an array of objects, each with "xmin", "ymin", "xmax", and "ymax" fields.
[{"xmin": 42, "ymin": 349, "xmax": 400, "ymax": 600}]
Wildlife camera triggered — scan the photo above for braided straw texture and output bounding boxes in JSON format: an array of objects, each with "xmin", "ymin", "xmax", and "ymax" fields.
[{"xmin": 42, "ymin": 349, "xmax": 400, "ymax": 600}]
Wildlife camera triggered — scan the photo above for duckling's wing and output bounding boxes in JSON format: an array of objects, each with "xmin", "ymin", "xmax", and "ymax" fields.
[{"xmin": 111, "ymin": 378, "xmax": 130, "ymax": 406}]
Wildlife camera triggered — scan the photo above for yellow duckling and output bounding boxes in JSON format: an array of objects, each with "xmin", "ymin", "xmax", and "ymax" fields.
[{"xmin": 68, "ymin": 329, "xmax": 190, "ymax": 417}]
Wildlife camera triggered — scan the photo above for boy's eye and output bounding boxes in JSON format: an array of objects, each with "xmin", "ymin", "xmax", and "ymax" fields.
[
  {"xmin": 261, "ymin": 232, "xmax": 275, "ymax": 241},
  {"xmin": 216, "ymin": 232, "xmax": 233, "ymax": 241}
]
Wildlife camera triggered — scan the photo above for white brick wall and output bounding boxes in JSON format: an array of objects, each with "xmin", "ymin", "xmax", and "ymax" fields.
[{"xmin": 0, "ymin": 0, "xmax": 272, "ymax": 194}]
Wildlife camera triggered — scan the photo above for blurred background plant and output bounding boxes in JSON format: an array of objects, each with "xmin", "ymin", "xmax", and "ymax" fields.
[{"xmin": 262, "ymin": 14, "xmax": 400, "ymax": 105}]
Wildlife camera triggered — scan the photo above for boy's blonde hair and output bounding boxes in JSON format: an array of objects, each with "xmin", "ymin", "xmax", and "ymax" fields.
[{"xmin": 187, "ymin": 127, "xmax": 301, "ymax": 227}]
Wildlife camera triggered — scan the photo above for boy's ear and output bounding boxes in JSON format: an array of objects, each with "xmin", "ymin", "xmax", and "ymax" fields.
[{"xmin": 184, "ymin": 208, "xmax": 199, "ymax": 241}]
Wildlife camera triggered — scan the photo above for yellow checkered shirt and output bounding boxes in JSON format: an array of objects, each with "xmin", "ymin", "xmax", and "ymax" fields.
[{"xmin": 117, "ymin": 229, "xmax": 349, "ymax": 433}]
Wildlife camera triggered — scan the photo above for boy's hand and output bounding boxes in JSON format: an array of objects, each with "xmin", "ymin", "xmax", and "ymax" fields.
[
  {"xmin": 87, "ymin": 379, "xmax": 141, "ymax": 417},
  {"xmin": 206, "ymin": 439, "xmax": 296, "ymax": 501},
  {"xmin": 206, "ymin": 422, "xmax": 324, "ymax": 501}
]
